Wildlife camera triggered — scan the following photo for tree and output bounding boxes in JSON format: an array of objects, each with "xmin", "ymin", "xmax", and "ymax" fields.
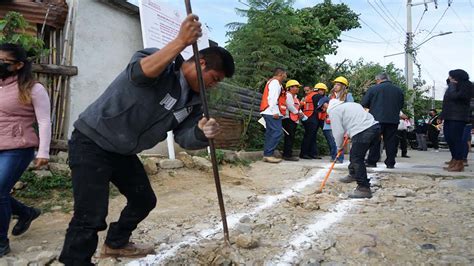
[
  {"xmin": 226, "ymin": 0, "xmax": 360, "ymax": 90},
  {"xmin": 334, "ymin": 58, "xmax": 429, "ymax": 119},
  {"xmin": 226, "ymin": 0, "xmax": 298, "ymax": 89},
  {"xmin": 0, "ymin": 11, "xmax": 47, "ymax": 59}
]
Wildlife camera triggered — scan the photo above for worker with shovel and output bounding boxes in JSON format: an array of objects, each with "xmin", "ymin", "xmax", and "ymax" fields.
[
  {"xmin": 325, "ymin": 99, "xmax": 380, "ymax": 198},
  {"xmin": 59, "ymin": 14, "xmax": 234, "ymax": 265}
]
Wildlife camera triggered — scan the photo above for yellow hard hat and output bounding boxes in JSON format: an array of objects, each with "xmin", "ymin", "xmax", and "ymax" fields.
[
  {"xmin": 333, "ymin": 76, "xmax": 349, "ymax": 87},
  {"xmin": 314, "ymin": 83, "xmax": 328, "ymax": 91},
  {"xmin": 285, "ymin": 79, "xmax": 302, "ymax": 88}
]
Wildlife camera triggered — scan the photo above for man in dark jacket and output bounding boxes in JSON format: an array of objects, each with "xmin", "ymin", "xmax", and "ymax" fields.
[
  {"xmin": 59, "ymin": 14, "xmax": 235, "ymax": 265},
  {"xmin": 361, "ymin": 73, "xmax": 404, "ymax": 168}
]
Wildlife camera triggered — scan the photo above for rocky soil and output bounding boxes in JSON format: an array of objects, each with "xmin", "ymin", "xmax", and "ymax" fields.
[{"xmin": 2, "ymin": 151, "xmax": 473, "ymax": 265}]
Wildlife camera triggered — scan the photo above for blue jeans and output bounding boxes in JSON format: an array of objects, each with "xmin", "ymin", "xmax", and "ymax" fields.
[
  {"xmin": 0, "ymin": 148, "xmax": 35, "ymax": 241},
  {"xmin": 323, "ymin": 129, "xmax": 343, "ymax": 162},
  {"xmin": 263, "ymin": 115, "xmax": 283, "ymax": 156},
  {"xmin": 444, "ymin": 120, "xmax": 467, "ymax": 160},
  {"xmin": 462, "ymin": 124, "xmax": 472, "ymax": 160}
]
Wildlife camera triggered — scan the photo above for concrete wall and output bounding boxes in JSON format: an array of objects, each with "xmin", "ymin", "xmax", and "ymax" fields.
[{"xmin": 67, "ymin": 0, "xmax": 171, "ymax": 155}]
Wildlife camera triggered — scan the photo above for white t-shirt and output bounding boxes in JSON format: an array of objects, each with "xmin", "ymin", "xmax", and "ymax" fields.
[{"xmin": 260, "ymin": 79, "xmax": 283, "ymax": 116}]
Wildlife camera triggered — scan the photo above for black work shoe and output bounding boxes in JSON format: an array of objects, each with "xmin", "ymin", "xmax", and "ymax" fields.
[
  {"xmin": 299, "ymin": 155, "xmax": 312, "ymax": 159},
  {"xmin": 310, "ymin": 155, "xmax": 322, "ymax": 159},
  {"xmin": 348, "ymin": 186, "xmax": 372, "ymax": 199},
  {"xmin": 0, "ymin": 239, "xmax": 10, "ymax": 257},
  {"xmin": 283, "ymin": 156, "xmax": 299, "ymax": 161},
  {"xmin": 365, "ymin": 163, "xmax": 377, "ymax": 168},
  {"xmin": 386, "ymin": 165, "xmax": 395, "ymax": 169},
  {"xmin": 339, "ymin": 175, "xmax": 356, "ymax": 183},
  {"xmin": 401, "ymin": 155, "xmax": 410, "ymax": 158},
  {"xmin": 12, "ymin": 208, "xmax": 41, "ymax": 236}
]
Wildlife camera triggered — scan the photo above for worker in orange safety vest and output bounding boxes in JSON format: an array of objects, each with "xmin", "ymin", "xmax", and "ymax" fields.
[
  {"xmin": 260, "ymin": 67, "xmax": 287, "ymax": 163},
  {"xmin": 299, "ymin": 83, "xmax": 324, "ymax": 159},
  {"xmin": 281, "ymin": 79, "xmax": 305, "ymax": 161}
]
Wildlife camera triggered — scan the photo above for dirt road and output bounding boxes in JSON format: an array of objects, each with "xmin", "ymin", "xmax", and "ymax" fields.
[{"xmin": 4, "ymin": 150, "xmax": 474, "ymax": 265}]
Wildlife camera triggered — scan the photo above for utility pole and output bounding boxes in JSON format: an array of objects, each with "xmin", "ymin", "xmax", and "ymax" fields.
[
  {"xmin": 405, "ymin": 0, "xmax": 438, "ymax": 115},
  {"xmin": 406, "ymin": 0, "xmax": 414, "ymax": 115}
]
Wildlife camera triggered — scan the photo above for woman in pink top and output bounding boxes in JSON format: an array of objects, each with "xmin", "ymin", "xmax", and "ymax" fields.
[{"xmin": 0, "ymin": 43, "xmax": 51, "ymax": 257}]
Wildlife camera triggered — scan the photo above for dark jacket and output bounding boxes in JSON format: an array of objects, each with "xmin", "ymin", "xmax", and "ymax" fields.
[
  {"xmin": 415, "ymin": 119, "xmax": 427, "ymax": 134},
  {"xmin": 74, "ymin": 48, "xmax": 208, "ymax": 155},
  {"xmin": 361, "ymin": 80, "xmax": 404, "ymax": 124},
  {"xmin": 440, "ymin": 81, "xmax": 473, "ymax": 122}
]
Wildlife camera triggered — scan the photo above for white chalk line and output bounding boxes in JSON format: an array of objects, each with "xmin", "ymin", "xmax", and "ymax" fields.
[
  {"xmin": 270, "ymin": 173, "xmax": 377, "ymax": 264},
  {"xmin": 269, "ymin": 200, "xmax": 357, "ymax": 264},
  {"xmin": 128, "ymin": 166, "xmax": 330, "ymax": 265}
]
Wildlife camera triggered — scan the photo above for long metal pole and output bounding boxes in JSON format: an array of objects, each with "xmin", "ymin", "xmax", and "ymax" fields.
[
  {"xmin": 406, "ymin": 0, "xmax": 415, "ymax": 116},
  {"xmin": 184, "ymin": 0, "xmax": 230, "ymax": 244}
]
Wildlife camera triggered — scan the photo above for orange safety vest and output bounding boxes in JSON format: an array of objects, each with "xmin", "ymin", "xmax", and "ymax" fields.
[
  {"xmin": 289, "ymin": 94, "xmax": 301, "ymax": 122},
  {"xmin": 302, "ymin": 91, "xmax": 317, "ymax": 117},
  {"xmin": 260, "ymin": 78, "xmax": 284, "ymax": 113},
  {"xmin": 277, "ymin": 92, "xmax": 288, "ymax": 115}
]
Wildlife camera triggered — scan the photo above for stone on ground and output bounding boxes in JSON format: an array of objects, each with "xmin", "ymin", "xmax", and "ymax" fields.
[{"xmin": 159, "ymin": 159, "xmax": 184, "ymax": 169}]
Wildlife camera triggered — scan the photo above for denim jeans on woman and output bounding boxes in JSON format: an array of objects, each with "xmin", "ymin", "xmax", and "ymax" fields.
[
  {"xmin": 0, "ymin": 148, "xmax": 34, "ymax": 241},
  {"xmin": 461, "ymin": 124, "xmax": 472, "ymax": 160},
  {"xmin": 323, "ymin": 129, "xmax": 343, "ymax": 162},
  {"xmin": 444, "ymin": 120, "xmax": 467, "ymax": 160}
]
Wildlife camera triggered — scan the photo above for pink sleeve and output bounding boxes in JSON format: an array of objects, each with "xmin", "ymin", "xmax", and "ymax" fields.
[{"xmin": 31, "ymin": 84, "xmax": 52, "ymax": 159}]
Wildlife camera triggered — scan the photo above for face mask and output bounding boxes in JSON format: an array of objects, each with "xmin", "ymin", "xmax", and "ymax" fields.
[{"xmin": 0, "ymin": 62, "xmax": 15, "ymax": 79}]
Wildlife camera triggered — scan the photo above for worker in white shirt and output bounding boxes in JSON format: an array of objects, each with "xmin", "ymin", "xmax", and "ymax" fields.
[{"xmin": 259, "ymin": 67, "xmax": 287, "ymax": 163}]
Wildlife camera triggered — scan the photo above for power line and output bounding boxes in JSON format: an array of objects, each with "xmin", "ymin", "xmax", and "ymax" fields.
[
  {"xmin": 367, "ymin": 0, "xmax": 405, "ymax": 35},
  {"xmin": 414, "ymin": 7, "xmax": 427, "ymax": 34},
  {"xmin": 341, "ymin": 33, "xmax": 396, "ymax": 43},
  {"xmin": 377, "ymin": 0, "xmax": 406, "ymax": 33},
  {"xmin": 373, "ymin": 0, "xmax": 405, "ymax": 33},
  {"xmin": 340, "ymin": 39, "xmax": 392, "ymax": 44},
  {"xmin": 450, "ymin": 6, "xmax": 471, "ymax": 32},
  {"xmin": 420, "ymin": 1, "xmax": 452, "ymax": 43},
  {"xmin": 359, "ymin": 17, "xmax": 400, "ymax": 50}
]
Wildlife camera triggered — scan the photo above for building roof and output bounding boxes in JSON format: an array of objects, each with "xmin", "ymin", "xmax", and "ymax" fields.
[{"xmin": 0, "ymin": 0, "xmax": 68, "ymax": 29}]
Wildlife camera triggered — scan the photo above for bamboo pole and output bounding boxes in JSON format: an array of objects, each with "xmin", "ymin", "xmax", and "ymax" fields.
[{"xmin": 52, "ymin": 0, "xmax": 74, "ymax": 141}]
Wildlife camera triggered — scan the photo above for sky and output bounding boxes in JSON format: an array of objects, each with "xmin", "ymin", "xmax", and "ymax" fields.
[{"xmin": 129, "ymin": 0, "xmax": 474, "ymax": 100}]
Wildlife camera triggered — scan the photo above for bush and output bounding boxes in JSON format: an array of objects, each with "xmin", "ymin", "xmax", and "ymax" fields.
[
  {"xmin": 0, "ymin": 11, "xmax": 48, "ymax": 58},
  {"xmin": 15, "ymin": 171, "xmax": 72, "ymax": 199}
]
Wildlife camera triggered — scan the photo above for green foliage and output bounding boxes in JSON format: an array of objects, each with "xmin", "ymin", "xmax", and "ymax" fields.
[
  {"xmin": 0, "ymin": 11, "xmax": 47, "ymax": 59},
  {"xmin": 15, "ymin": 171, "xmax": 72, "ymax": 199},
  {"xmin": 14, "ymin": 171, "xmax": 119, "ymax": 212},
  {"xmin": 196, "ymin": 149, "xmax": 225, "ymax": 164},
  {"xmin": 333, "ymin": 58, "xmax": 429, "ymax": 119},
  {"xmin": 226, "ymin": 0, "xmax": 360, "ymax": 89}
]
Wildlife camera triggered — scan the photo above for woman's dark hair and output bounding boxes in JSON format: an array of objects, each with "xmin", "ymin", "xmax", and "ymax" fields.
[
  {"xmin": 449, "ymin": 69, "xmax": 470, "ymax": 83},
  {"xmin": 0, "ymin": 43, "xmax": 35, "ymax": 104}
]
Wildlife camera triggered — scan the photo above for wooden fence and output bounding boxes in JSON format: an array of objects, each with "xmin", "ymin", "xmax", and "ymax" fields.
[{"xmin": 210, "ymin": 82, "xmax": 262, "ymax": 149}]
